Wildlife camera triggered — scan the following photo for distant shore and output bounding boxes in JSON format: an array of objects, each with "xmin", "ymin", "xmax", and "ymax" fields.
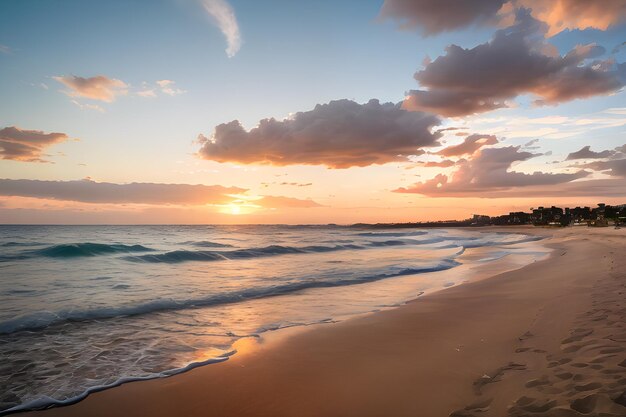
[{"xmin": 22, "ymin": 227, "xmax": 626, "ymax": 417}]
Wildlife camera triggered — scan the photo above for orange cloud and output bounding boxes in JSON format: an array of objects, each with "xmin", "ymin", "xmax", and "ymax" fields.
[
  {"xmin": 0, "ymin": 178, "xmax": 321, "ymax": 209},
  {"xmin": 53, "ymin": 75, "xmax": 128, "ymax": 102},
  {"xmin": 411, "ymin": 160, "xmax": 456, "ymax": 168},
  {"xmin": 380, "ymin": 0, "xmax": 626, "ymax": 37},
  {"xmin": 0, "ymin": 126, "xmax": 70, "ymax": 162},
  {"xmin": 518, "ymin": 0, "xmax": 626, "ymax": 37},
  {"xmin": 437, "ymin": 134, "xmax": 497, "ymax": 157}
]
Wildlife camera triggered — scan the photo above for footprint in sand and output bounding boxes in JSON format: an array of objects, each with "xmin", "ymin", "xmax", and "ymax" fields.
[
  {"xmin": 561, "ymin": 329, "xmax": 593, "ymax": 344},
  {"xmin": 574, "ymin": 382, "xmax": 602, "ymax": 392},
  {"xmin": 569, "ymin": 362, "xmax": 588, "ymax": 368},
  {"xmin": 570, "ymin": 393, "xmax": 626, "ymax": 415},
  {"xmin": 511, "ymin": 398, "xmax": 557, "ymax": 413},
  {"xmin": 525, "ymin": 376, "xmax": 551, "ymax": 388}
]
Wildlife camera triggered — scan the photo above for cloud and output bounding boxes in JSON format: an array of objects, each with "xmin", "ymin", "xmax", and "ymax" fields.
[
  {"xmin": 523, "ymin": 139, "xmax": 540, "ymax": 149},
  {"xmin": 137, "ymin": 80, "xmax": 186, "ymax": 98},
  {"xmin": 437, "ymin": 134, "xmax": 498, "ymax": 156},
  {"xmin": 137, "ymin": 89, "xmax": 157, "ymax": 98},
  {"xmin": 0, "ymin": 44, "xmax": 10, "ymax": 54},
  {"xmin": 202, "ymin": 0, "xmax": 242, "ymax": 58},
  {"xmin": 566, "ymin": 145, "xmax": 616, "ymax": 160},
  {"xmin": 403, "ymin": 9, "xmax": 625, "ymax": 117},
  {"xmin": 197, "ymin": 99, "xmax": 442, "ymax": 168},
  {"xmin": 0, "ymin": 178, "xmax": 321, "ymax": 208},
  {"xmin": 380, "ymin": 0, "xmax": 626, "ymax": 37},
  {"xmin": 613, "ymin": 42, "xmax": 626, "ymax": 54},
  {"xmin": 53, "ymin": 75, "xmax": 128, "ymax": 102},
  {"xmin": 521, "ymin": 0, "xmax": 626, "ymax": 37},
  {"xmin": 415, "ymin": 160, "xmax": 456, "ymax": 168},
  {"xmin": 70, "ymin": 100, "xmax": 105, "ymax": 112},
  {"xmin": 0, "ymin": 178, "xmax": 242, "ymax": 205},
  {"xmin": 379, "ymin": 0, "xmax": 506, "ymax": 35},
  {"xmin": 395, "ymin": 146, "xmax": 589, "ymax": 196},
  {"xmin": 571, "ymin": 144, "xmax": 626, "ymax": 177},
  {"xmin": 156, "ymin": 79, "xmax": 186, "ymax": 96},
  {"xmin": 580, "ymin": 159, "xmax": 626, "ymax": 177},
  {"xmin": 0, "ymin": 126, "xmax": 70, "ymax": 162},
  {"xmin": 256, "ymin": 195, "xmax": 321, "ymax": 208},
  {"xmin": 399, "ymin": 178, "xmax": 626, "ymax": 198}
]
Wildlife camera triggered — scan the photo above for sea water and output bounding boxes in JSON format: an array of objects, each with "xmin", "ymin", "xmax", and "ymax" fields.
[{"xmin": 0, "ymin": 225, "xmax": 549, "ymax": 413}]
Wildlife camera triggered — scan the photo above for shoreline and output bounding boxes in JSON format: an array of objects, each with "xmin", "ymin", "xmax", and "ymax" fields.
[{"xmin": 19, "ymin": 227, "xmax": 626, "ymax": 417}]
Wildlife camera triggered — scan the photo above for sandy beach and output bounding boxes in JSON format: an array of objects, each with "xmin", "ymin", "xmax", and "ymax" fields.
[{"xmin": 20, "ymin": 227, "xmax": 626, "ymax": 417}]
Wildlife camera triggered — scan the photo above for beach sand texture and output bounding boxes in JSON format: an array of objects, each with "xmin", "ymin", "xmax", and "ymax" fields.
[{"xmin": 22, "ymin": 227, "xmax": 626, "ymax": 417}]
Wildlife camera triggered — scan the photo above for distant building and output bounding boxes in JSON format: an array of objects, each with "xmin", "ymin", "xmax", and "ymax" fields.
[
  {"xmin": 531, "ymin": 206, "xmax": 565, "ymax": 226},
  {"xmin": 589, "ymin": 203, "xmax": 609, "ymax": 227},
  {"xmin": 569, "ymin": 206, "xmax": 592, "ymax": 224},
  {"xmin": 402, "ymin": 202, "xmax": 625, "ymax": 228}
]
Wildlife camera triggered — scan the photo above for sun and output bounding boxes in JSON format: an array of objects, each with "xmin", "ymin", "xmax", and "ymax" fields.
[{"xmin": 229, "ymin": 204, "xmax": 241, "ymax": 215}]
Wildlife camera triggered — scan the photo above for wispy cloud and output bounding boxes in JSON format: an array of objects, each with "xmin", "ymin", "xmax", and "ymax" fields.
[
  {"xmin": 0, "ymin": 44, "xmax": 10, "ymax": 54},
  {"xmin": 0, "ymin": 179, "xmax": 322, "ymax": 209},
  {"xmin": 53, "ymin": 75, "xmax": 128, "ymax": 102},
  {"xmin": 156, "ymin": 79, "xmax": 186, "ymax": 96},
  {"xmin": 137, "ymin": 80, "xmax": 186, "ymax": 98},
  {"xmin": 70, "ymin": 100, "xmax": 105, "ymax": 113},
  {"xmin": 202, "ymin": 0, "xmax": 242, "ymax": 58}
]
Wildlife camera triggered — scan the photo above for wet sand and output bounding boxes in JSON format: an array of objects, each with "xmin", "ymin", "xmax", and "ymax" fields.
[{"xmin": 22, "ymin": 227, "xmax": 626, "ymax": 417}]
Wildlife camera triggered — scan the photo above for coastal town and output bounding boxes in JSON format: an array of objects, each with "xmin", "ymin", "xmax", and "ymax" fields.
[
  {"xmin": 472, "ymin": 203, "xmax": 626, "ymax": 227},
  {"xmin": 354, "ymin": 203, "xmax": 626, "ymax": 229}
]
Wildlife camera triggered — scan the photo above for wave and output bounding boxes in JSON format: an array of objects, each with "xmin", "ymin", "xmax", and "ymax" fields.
[
  {"xmin": 125, "ymin": 243, "xmax": 365, "ymax": 263},
  {"xmin": 124, "ymin": 238, "xmax": 464, "ymax": 264},
  {"xmin": 354, "ymin": 231, "xmax": 428, "ymax": 237},
  {"xmin": 0, "ymin": 259, "xmax": 460, "ymax": 335},
  {"xmin": 0, "ymin": 352, "xmax": 235, "ymax": 415},
  {"xmin": 34, "ymin": 243, "xmax": 155, "ymax": 258},
  {"xmin": 0, "ymin": 241, "xmax": 46, "ymax": 247},
  {"xmin": 366, "ymin": 239, "xmax": 416, "ymax": 247},
  {"xmin": 183, "ymin": 241, "xmax": 235, "ymax": 248},
  {"xmin": 459, "ymin": 235, "xmax": 544, "ymax": 248}
]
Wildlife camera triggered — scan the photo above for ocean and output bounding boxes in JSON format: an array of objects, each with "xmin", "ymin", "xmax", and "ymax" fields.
[{"xmin": 0, "ymin": 225, "xmax": 549, "ymax": 413}]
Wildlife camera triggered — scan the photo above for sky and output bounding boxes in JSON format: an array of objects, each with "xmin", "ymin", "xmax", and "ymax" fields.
[{"xmin": 0, "ymin": 0, "xmax": 625, "ymax": 224}]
